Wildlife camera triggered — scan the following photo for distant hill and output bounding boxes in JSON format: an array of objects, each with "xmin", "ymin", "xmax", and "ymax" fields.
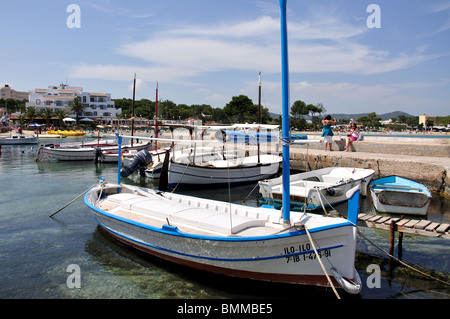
[
  {"xmin": 268, "ymin": 111, "xmax": 415, "ymax": 121},
  {"xmin": 328, "ymin": 111, "xmax": 415, "ymax": 121}
]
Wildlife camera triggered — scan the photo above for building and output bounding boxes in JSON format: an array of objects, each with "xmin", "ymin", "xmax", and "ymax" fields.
[
  {"xmin": 26, "ymin": 84, "xmax": 121, "ymax": 120},
  {"xmin": 419, "ymin": 114, "xmax": 436, "ymax": 128},
  {"xmin": 1, "ymin": 84, "xmax": 29, "ymax": 101}
]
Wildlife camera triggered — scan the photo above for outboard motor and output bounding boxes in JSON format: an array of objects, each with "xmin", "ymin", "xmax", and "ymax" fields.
[
  {"xmin": 120, "ymin": 149, "xmax": 153, "ymax": 177},
  {"xmin": 94, "ymin": 148, "xmax": 104, "ymax": 163}
]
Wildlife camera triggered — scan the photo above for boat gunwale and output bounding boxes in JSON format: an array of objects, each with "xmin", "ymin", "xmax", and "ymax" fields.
[{"xmin": 84, "ymin": 185, "xmax": 355, "ymax": 243}]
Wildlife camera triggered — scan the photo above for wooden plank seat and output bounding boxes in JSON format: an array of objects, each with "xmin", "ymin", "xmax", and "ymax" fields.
[{"xmin": 105, "ymin": 193, "xmax": 266, "ymax": 234}]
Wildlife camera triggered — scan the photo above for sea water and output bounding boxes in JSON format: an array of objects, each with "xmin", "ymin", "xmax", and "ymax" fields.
[{"xmin": 0, "ymin": 140, "xmax": 448, "ymax": 299}]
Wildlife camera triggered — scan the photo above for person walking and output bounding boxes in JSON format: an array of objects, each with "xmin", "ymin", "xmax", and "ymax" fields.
[{"xmin": 321, "ymin": 115, "xmax": 336, "ymax": 151}]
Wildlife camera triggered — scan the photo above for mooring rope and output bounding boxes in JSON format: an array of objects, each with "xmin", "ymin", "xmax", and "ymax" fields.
[
  {"xmin": 355, "ymin": 226, "xmax": 450, "ymax": 287},
  {"xmin": 171, "ymin": 162, "xmax": 190, "ymax": 193},
  {"xmin": 304, "ymin": 225, "xmax": 341, "ymax": 299}
]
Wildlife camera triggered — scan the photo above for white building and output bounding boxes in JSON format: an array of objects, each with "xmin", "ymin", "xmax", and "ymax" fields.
[{"xmin": 26, "ymin": 84, "xmax": 121, "ymax": 120}]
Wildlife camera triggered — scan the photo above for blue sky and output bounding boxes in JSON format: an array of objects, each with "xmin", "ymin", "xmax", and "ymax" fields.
[{"xmin": 1, "ymin": 0, "xmax": 449, "ymax": 116}]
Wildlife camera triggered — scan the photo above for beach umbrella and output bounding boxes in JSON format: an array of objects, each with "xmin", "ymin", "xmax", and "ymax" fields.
[
  {"xmin": 63, "ymin": 117, "xmax": 76, "ymax": 122},
  {"xmin": 28, "ymin": 123, "xmax": 41, "ymax": 127},
  {"xmin": 80, "ymin": 118, "xmax": 94, "ymax": 122}
]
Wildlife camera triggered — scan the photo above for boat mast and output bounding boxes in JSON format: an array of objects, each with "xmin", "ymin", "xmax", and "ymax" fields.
[
  {"xmin": 155, "ymin": 81, "xmax": 159, "ymax": 150},
  {"xmin": 257, "ymin": 72, "xmax": 261, "ymax": 164},
  {"xmin": 131, "ymin": 73, "xmax": 136, "ymax": 147},
  {"xmin": 280, "ymin": 0, "xmax": 290, "ymax": 225}
]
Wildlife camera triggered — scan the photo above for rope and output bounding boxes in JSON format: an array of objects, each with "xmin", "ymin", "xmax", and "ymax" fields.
[
  {"xmin": 304, "ymin": 225, "xmax": 341, "ymax": 299},
  {"xmin": 171, "ymin": 162, "xmax": 190, "ymax": 193},
  {"xmin": 326, "ymin": 207, "xmax": 450, "ymax": 287},
  {"xmin": 49, "ymin": 183, "xmax": 96, "ymax": 218},
  {"xmin": 242, "ymin": 182, "xmax": 259, "ymax": 205},
  {"xmin": 355, "ymin": 226, "xmax": 450, "ymax": 287}
]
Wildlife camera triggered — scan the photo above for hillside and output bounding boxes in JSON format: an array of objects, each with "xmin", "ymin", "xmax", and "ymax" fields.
[
  {"xmin": 268, "ymin": 111, "xmax": 415, "ymax": 121},
  {"xmin": 329, "ymin": 111, "xmax": 414, "ymax": 121}
]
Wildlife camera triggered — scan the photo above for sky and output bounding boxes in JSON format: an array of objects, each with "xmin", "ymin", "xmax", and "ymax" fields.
[{"xmin": 1, "ymin": 0, "xmax": 449, "ymax": 116}]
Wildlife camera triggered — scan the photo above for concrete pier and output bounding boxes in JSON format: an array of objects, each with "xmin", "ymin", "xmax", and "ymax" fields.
[{"xmin": 289, "ymin": 134, "xmax": 450, "ymax": 196}]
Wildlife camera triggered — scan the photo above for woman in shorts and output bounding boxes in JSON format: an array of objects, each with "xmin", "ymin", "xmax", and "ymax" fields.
[
  {"xmin": 321, "ymin": 115, "xmax": 336, "ymax": 151},
  {"xmin": 345, "ymin": 122, "xmax": 359, "ymax": 151}
]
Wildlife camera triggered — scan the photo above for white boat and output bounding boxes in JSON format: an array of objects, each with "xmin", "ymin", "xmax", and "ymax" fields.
[
  {"xmin": 168, "ymin": 153, "xmax": 282, "ymax": 188},
  {"xmin": 35, "ymin": 140, "xmax": 151, "ymax": 162},
  {"xmin": 369, "ymin": 175, "xmax": 432, "ymax": 215},
  {"xmin": 85, "ymin": 178, "xmax": 361, "ymax": 292},
  {"xmin": 259, "ymin": 167, "xmax": 375, "ymax": 211},
  {"xmin": 83, "ymin": 2, "xmax": 362, "ymax": 295},
  {"xmin": 0, "ymin": 135, "xmax": 38, "ymax": 145}
]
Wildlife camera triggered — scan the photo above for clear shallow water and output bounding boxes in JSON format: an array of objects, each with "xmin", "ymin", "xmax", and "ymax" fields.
[{"xmin": 0, "ymin": 140, "xmax": 449, "ymax": 299}]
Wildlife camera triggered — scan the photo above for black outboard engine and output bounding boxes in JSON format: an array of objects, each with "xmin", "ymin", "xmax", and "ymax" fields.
[
  {"xmin": 94, "ymin": 148, "xmax": 104, "ymax": 163},
  {"xmin": 120, "ymin": 149, "xmax": 153, "ymax": 177}
]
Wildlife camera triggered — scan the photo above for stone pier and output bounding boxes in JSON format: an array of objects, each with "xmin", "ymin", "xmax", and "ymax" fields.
[{"xmin": 289, "ymin": 134, "xmax": 449, "ymax": 196}]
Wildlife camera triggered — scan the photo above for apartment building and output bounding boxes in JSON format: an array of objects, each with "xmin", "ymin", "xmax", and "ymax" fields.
[{"xmin": 26, "ymin": 84, "xmax": 121, "ymax": 120}]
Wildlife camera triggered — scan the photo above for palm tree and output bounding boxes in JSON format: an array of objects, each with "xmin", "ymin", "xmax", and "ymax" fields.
[
  {"xmin": 69, "ymin": 97, "xmax": 87, "ymax": 124},
  {"xmin": 25, "ymin": 106, "xmax": 38, "ymax": 124},
  {"xmin": 55, "ymin": 109, "xmax": 70, "ymax": 128},
  {"xmin": 39, "ymin": 108, "xmax": 54, "ymax": 126}
]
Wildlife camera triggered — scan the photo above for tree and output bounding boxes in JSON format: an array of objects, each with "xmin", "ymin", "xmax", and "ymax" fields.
[
  {"xmin": 25, "ymin": 106, "xmax": 38, "ymax": 124},
  {"xmin": 69, "ymin": 97, "xmax": 87, "ymax": 124},
  {"xmin": 290, "ymin": 100, "xmax": 310, "ymax": 130},
  {"xmin": 358, "ymin": 112, "xmax": 381, "ymax": 129},
  {"xmin": 223, "ymin": 95, "xmax": 254, "ymax": 123},
  {"xmin": 39, "ymin": 108, "xmax": 54, "ymax": 126},
  {"xmin": 55, "ymin": 109, "xmax": 70, "ymax": 127}
]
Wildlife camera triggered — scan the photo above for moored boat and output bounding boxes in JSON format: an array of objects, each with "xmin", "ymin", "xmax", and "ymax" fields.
[
  {"xmin": 83, "ymin": 1, "xmax": 362, "ymax": 296},
  {"xmin": 369, "ymin": 175, "xmax": 432, "ymax": 215},
  {"xmin": 259, "ymin": 167, "xmax": 375, "ymax": 211},
  {"xmin": 0, "ymin": 135, "xmax": 38, "ymax": 145},
  {"xmin": 35, "ymin": 140, "xmax": 151, "ymax": 162}
]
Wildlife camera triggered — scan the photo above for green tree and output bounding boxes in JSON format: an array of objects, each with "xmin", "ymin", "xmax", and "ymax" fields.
[
  {"xmin": 39, "ymin": 108, "xmax": 54, "ymax": 126},
  {"xmin": 55, "ymin": 109, "xmax": 70, "ymax": 127},
  {"xmin": 69, "ymin": 97, "xmax": 87, "ymax": 124},
  {"xmin": 223, "ymin": 95, "xmax": 254, "ymax": 123},
  {"xmin": 358, "ymin": 112, "xmax": 381, "ymax": 129},
  {"xmin": 25, "ymin": 106, "xmax": 38, "ymax": 124}
]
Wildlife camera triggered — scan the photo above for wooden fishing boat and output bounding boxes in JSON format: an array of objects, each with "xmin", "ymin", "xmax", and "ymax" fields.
[
  {"xmin": 369, "ymin": 175, "xmax": 432, "ymax": 215},
  {"xmin": 83, "ymin": 2, "xmax": 362, "ymax": 295},
  {"xmin": 167, "ymin": 149, "xmax": 282, "ymax": 188},
  {"xmin": 259, "ymin": 167, "xmax": 375, "ymax": 211},
  {"xmin": 85, "ymin": 177, "xmax": 361, "ymax": 292},
  {"xmin": 35, "ymin": 140, "xmax": 151, "ymax": 161},
  {"xmin": 0, "ymin": 135, "xmax": 38, "ymax": 145}
]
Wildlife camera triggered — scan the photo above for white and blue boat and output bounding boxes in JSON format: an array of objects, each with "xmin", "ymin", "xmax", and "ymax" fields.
[
  {"xmin": 83, "ymin": 1, "xmax": 362, "ymax": 295},
  {"xmin": 369, "ymin": 175, "xmax": 432, "ymax": 215}
]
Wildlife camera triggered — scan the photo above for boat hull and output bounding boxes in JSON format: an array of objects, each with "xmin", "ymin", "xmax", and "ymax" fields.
[
  {"xmin": 84, "ymin": 183, "xmax": 360, "ymax": 289},
  {"xmin": 259, "ymin": 167, "xmax": 374, "ymax": 211},
  {"xmin": 0, "ymin": 136, "xmax": 38, "ymax": 145},
  {"xmin": 168, "ymin": 155, "xmax": 281, "ymax": 188},
  {"xmin": 36, "ymin": 142, "xmax": 151, "ymax": 161},
  {"xmin": 370, "ymin": 175, "xmax": 432, "ymax": 215}
]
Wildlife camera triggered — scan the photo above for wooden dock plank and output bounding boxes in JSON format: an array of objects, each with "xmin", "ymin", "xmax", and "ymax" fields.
[
  {"xmin": 396, "ymin": 219, "xmax": 411, "ymax": 227},
  {"xmin": 357, "ymin": 215, "xmax": 450, "ymax": 239},
  {"xmin": 414, "ymin": 220, "xmax": 432, "ymax": 230},
  {"xmin": 367, "ymin": 215, "xmax": 383, "ymax": 222},
  {"xmin": 436, "ymin": 223, "xmax": 450, "ymax": 233},
  {"xmin": 425, "ymin": 222, "xmax": 440, "ymax": 232}
]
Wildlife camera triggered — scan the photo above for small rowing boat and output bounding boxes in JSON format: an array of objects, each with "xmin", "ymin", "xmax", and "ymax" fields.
[{"xmin": 369, "ymin": 175, "xmax": 432, "ymax": 215}]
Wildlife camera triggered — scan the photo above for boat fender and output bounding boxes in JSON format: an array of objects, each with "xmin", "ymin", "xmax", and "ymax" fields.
[
  {"xmin": 331, "ymin": 268, "xmax": 362, "ymax": 294},
  {"xmin": 121, "ymin": 149, "xmax": 153, "ymax": 177},
  {"xmin": 326, "ymin": 188, "xmax": 336, "ymax": 196}
]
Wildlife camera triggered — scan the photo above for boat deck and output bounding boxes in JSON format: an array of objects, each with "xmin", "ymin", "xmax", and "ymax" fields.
[{"xmin": 99, "ymin": 192, "xmax": 284, "ymax": 237}]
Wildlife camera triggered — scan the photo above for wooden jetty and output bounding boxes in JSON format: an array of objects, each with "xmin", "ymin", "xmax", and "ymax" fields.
[{"xmin": 357, "ymin": 213, "xmax": 450, "ymax": 239}]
